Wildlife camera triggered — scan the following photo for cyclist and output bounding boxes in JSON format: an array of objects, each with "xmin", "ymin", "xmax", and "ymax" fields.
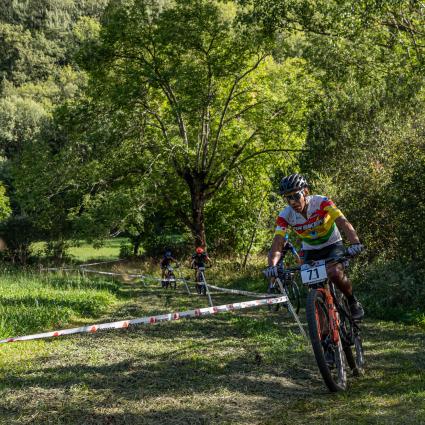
[
  {"xmin": 190, "ymin": 247, "xmax": 211, "ymax": 282},
  {"xmin": 265, "ymin": 173, "xmax": 364, "ymax": 320},
  {"xmin": 274, "ymin": 233, "xmax": 302, "ymax": 267},
  {"xmin": 160, "ymin": 250, "xmax": 178, "ymax": 284}
]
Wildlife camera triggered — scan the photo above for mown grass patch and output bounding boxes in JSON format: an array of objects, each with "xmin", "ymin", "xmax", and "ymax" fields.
[
  {"xmin": 31, "ymin": 238, "xmax": 129, "ymax": 263},
  {"xmin": 0, "ymin": 261, "xmax": 424, "ymax": 425},
  {"xmin": 68, "ymin": 238, "xmax": 129, "ymax": 262}
]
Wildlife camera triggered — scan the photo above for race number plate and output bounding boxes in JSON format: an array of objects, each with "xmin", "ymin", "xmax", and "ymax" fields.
[{"xmin": 301, "ymin": 260, "xmax": 327, "ymax": 284}]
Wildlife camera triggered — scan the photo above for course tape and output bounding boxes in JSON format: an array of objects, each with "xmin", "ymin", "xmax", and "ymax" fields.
[
  {"xmin": 207, "ymin": 283, "xmax": 275, "ymax": 299},
  {"xmin": 81, "ymin": 268, "xmax": 144, "ymax": 279},
  {"xmin": 79, "ymin": 259, "xmax": 125, "ymax": 268},
  {"xmin": 0, "ymin": 296, "xmax": 287, "ymax": 344}
]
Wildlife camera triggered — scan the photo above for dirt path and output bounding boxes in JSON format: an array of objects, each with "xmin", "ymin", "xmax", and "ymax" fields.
[{"xmin": 0, "ymin": 284, "xmax": 424, "ymax": 425}]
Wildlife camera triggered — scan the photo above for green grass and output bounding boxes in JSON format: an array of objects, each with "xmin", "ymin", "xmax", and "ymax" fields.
[
  {"xmin": 0, "ymin": 261, "xmax": 424, "ymax": 424},
  {"xmin": 31, "ymin": 238, "xmax": 129, "ymax": 263},
  {"xmin": 0, "ymin": 268, "xmax": 123, "ymax": 339},
  {"xmin": 68, "ymin": 238, "xmax": 129, "ymax": 262}
]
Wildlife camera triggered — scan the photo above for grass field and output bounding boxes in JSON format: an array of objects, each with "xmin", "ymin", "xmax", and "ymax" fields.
[
  {"xmin": 31, "ymin": 238, "xmax": 129, "ymax": 263},
  {"xmin": 0, "ymin": 260, "xmax": 424, "ymax": 424},
  {"xmin": 0, "ymin": 268, "xmax": 124, "ymax": 340}
]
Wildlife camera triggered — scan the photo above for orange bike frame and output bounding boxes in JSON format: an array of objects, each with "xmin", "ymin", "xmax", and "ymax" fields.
[{"xmin": 317, "ymin": 287, "xmax": 340, "ymax": 344}]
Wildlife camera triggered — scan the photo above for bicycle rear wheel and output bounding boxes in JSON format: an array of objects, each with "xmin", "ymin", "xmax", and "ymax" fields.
[
  {"xmin": 306, "ymin": 289, "xmax": 348, "ymax": 392},
  {"xmin": 339, "ymin": 298, "xmax": 365, "ymax": 377}
]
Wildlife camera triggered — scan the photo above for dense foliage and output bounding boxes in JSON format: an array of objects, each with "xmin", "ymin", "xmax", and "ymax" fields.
[{"xmin": 0, "ymin": 0, "xmax": 424, "ymax": 317}]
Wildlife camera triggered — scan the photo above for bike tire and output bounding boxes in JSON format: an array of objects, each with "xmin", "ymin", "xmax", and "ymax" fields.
[
  {"xmin": 170, "ymin": 274, "xmax": 176, "ymax": 290},
  {"xmin": 306, "ymin": 289, "xmax": 348, "ymax": 392},
  {"xmin": 286, "ymin": 280, "xmax": 301, "ymax": 315},
  {"xmin": 339, "ymin": 298, "xmax": 365, "ymax": 377},
  {"xmin": 353, "ymin": 331, "xmax": 365, "ymax": 375},
  {"xmin": 267, "ymin": 285, "xmax": 280, "ymax": 312}
]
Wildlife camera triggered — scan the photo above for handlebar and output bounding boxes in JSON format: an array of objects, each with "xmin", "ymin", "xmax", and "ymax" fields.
[{"xmin": 264, "ymin": 253, "xmax": 354, "ymax": 278}]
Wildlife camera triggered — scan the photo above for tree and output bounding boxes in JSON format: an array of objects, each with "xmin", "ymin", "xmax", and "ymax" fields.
[{"xmin": 78, "ymin": 0, "xmax": 311, "ymax": 247}]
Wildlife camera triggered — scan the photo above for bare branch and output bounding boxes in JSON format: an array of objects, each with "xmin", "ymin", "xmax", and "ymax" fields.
[
  {"xmin": 234, "ymin": 148, "xmax": 308, "ymax": 167},
  {"xmin": 207, "ymin": 53, "xmax": 269, "ymax": 171},
  {"xmin": 223, "ymin": 101, "xmax": 265, "ymax": 125}
]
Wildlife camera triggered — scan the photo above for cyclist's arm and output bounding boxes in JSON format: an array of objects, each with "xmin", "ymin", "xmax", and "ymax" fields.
[
  {"xmin": 268, "ymin": 234, "xmax": 284, "ymax": 266},
  {"xmin": 335, "ymin": 216, "xmax": 361, "ymax": 245}
]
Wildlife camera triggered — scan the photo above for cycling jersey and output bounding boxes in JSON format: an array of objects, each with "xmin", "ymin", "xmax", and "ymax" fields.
[
  {"xmin": 275, "ymin": 195, "xmax": 344, "ymax": 250},
  {"xmin": 192, "ymin": 252, "xmax": 208, "ymax": 267},
  {"xmin": 160, "ymin": 256, "xmax": 174, "ymax": 268}
]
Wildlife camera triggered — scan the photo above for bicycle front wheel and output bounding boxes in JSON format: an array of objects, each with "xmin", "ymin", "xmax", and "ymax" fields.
[
  {"xmin": 306, "ymin": 289, "xmax": 348, "ymax": 392},
  {"xmin": 267, "ymin": 284, "xmax": 280, "ymax": 312},
  {"xmin": 286, "ymin": 280, "xmax": 301, "ymax": 315}
]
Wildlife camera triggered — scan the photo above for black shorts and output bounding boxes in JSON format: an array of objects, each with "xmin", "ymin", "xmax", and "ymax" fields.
[{"xmin": 303, "ymin": 241, "xmax": 345, "ymax": 263}]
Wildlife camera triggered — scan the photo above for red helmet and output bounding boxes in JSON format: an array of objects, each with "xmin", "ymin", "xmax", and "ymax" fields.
[{"xmin": 196, "ymin": 247, "xmax": 204, "ymax": 254}]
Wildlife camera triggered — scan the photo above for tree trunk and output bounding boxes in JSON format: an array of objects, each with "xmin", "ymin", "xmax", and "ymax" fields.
[
  {"xmin": 132, "ymin": 233, "xmax": 142, "ymax": 256},
  {"xmin": 190, "ymin": 180, "xmax": 207, "ymax": 248}
]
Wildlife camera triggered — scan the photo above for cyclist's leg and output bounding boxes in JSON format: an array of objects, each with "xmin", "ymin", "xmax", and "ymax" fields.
[{"xmin": 324, "ymin": 244, "xmax": 364, "ymax": 320}]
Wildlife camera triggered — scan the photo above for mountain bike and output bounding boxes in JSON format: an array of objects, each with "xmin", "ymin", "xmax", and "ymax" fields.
[
  {"xmin": 194, "ymin": 265, "xmax": 208, "ymax": 295},
  {"xmin": 163, "ymin": 264, "xmax": 178, "ymax": 289},
  {"xmin": 267, "ymin": 254, "xmax": 365, "ymax": 392},
  {"xmin": 266, "ymin": 268, "xmax": 301, "ymax": 314}
]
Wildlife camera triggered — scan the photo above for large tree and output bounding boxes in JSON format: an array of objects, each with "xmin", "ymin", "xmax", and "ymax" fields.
[{"xmin": 79, "ymin": 0, "xmax": 311, "ymax": 247}]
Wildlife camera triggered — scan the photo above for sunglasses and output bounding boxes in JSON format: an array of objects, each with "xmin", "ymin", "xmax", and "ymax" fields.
[{"xmin": 285, "ymin": 190, "xmax": 303, "ymax": 202}]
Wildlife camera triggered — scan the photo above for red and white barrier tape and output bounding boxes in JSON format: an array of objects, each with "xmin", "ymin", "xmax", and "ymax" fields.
[
  {"xmin": 79, "ymin": 259, "xmax": 125, "ymax": 268},
  {"xmin": 0, "ymin": 296, "xmax": 287, "ymax": 344},
  {"xmin": 207, "ymin": 283, "xmax": 275, "ymax": 299},
  {"xmin": 80, "ymin": 268, "xmax": 144, "ymax": 279}
]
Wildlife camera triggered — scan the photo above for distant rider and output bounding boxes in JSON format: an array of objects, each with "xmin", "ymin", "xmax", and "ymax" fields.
[
  {"xmin": 190, "ymin": 247, "xmax": 211, "ymax": 282},
  {"xmin": 160, "ymin": 250, "xmax": 178, "ymax": 283},
  {"xmin": 272, "ymin": 233, "xmax": 302, "ymax": 267}
]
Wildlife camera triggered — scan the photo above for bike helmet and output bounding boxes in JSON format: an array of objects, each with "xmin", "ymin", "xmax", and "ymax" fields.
[
  {"xmin": 165, "ymin": 250, "xmax": 172, "ymax": 258},
  {"xmin": 279, "ymin": 173, "xmax": 308, "ymax": 195},
  {"xmin": 196, "ymin": 247, "xmax": 204, "ymax": 254}
]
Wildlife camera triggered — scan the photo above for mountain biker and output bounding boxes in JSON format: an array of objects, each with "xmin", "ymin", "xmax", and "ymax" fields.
[
  {"xmin": 190, "ymin": 247, "xmax": 211, "ymax": 282},
  {"xmin": 160, "ymin": 250, "xmax": 178, "ymax": 283},
  {"xmin": 265, "ymin": 173, "xmax": 364, "ymax": 320},
  {"xmin": 274, "ymin": 233, "xmax": 302, "ymax": 267}
]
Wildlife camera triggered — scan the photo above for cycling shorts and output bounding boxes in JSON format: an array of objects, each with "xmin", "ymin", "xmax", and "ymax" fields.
[{"xmin": 303, "ymin": 241, "xmax": 345, "ymax": 263}]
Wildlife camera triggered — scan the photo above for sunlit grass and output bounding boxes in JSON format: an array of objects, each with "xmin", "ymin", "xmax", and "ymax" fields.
[
  {"xmin": 0, "ymin": 268, "xmax": 121, "ymax": 339},
  {"xmin": 31, "ymin": 238, "xmax": 130, "ymax": 263}
]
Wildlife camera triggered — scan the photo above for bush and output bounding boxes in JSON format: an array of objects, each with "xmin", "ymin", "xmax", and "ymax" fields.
[{"xmin": 353, "ymin": 258, "xmax": 425, "ymax": 324}]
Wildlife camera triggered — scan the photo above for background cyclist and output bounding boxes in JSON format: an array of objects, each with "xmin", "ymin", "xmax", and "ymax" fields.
[
  {"xmin": 160, "ymin": 249, "xmax": 178, "ymax": 284},
  {"xmin": 190, "ymin": 247, "xmax": 211, "ymax": 282},
  {"xmin": 276, "ymin": 233, "xmax": 302, "ymax": 267},
  {"xmin": 265, "ymin": 173, "xmax": 364, "ymax": 320}
]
